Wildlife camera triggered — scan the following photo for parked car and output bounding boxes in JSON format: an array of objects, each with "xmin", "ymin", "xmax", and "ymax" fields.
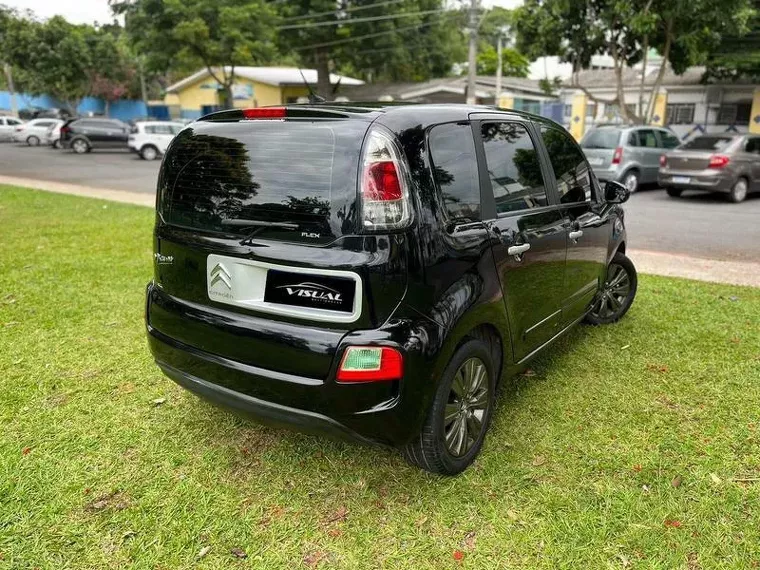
[
  {"xmin": 659, "ymin": 134, "xmax": 760, "ymax": 203},
  {"xmin": 45, "ymin": 120, "xmax": 68, "ymax": 148},
  {"xmin": 145, "ymin": 104, "xmax": 637, "ymax": 475},
  {"xmin": 581, "ymin": 125, "xmax": 681, "ymax": 193},
  {"xmin": 60, "ymin": 118, "xmax": 130, "ymax": 153},
  {"xmin": 0, "ymin": 116, "xmax": 24, "ymax": 142},
  {"xmin": 12, "ymin": 118, "xmax": 63, "ymax": 146},
  {"xmin": 128, "ymin": 121, "xmax": 186, "ymax": 160}
]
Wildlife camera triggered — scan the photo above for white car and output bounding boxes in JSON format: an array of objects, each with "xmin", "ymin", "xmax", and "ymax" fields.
[
  {"xmin": 13, "ymin": 118, "xmax": 63, "ymax": 146},
  {"xmin": 128, "ymin": 121, "xmax": 186, "ymax": 160},
  {"xmin": 0, "ymin": 116, "xmax": 25, "ymax": 141}
]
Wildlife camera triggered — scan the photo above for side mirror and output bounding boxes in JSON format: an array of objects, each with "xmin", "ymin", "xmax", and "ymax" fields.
[{"xmin": 605, "ymin": 180, "xmax": 630, "ymax": 204}]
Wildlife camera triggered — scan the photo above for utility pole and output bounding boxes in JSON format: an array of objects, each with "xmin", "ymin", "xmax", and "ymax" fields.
[
  {"xmin": 466, "ymin": 0, "xmax": 479, "ymax": 105},
  {"xmin": 495, "ymin": 35, "xmax": 502, "ymax": 107},
  {"xmin": 4, "ymin": 63, "xmax": 17, "ymax": 115}
]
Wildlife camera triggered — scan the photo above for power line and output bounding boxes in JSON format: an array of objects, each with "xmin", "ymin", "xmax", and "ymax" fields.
[
  {"xmin": 280, "ymin": 0, "xmax": 409, "ymax": 23},
  {"xmin": 295, "ymin": 13, "xmax": 454, "ymax": 51},
  {"xmin": 278, "ymin": 8, "xmax": 445, "ymax": 31}
]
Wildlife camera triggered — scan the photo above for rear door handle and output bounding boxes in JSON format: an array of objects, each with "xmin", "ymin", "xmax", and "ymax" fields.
[
  {"xmin": 569, "ymin": 230, "xmax": 583, "ymax": 241},
  {"xmin": 507, "ymin": 243, "xmax": 531, "ymax": 258}
]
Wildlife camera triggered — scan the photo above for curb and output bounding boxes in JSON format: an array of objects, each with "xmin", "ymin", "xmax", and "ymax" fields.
[{"xmin": 3, "ymin": 175, "xmax": 758, "ymax": 288}]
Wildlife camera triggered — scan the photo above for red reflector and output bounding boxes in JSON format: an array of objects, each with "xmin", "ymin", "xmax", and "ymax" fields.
[
  {"xmin": 708, "ymin": 154, "xmax": 730, "ymax": 168},
  {"xmin": 611, "ymin": 146, "xmax": 623, "ymax": 165},
  {"xmin": 659, "ymin": 154, "xmax": 667, "ymax": 167},
  {"xmin": 336, "ymin": 346, "xmax": 404, "ymax": 382},
  {"xmin": 362, "ymin": 161, "xmax": 402, "ymax": 201},
  {"xmin": 242, "ymin": 107, "xmax": 286, "ymax": 119}
]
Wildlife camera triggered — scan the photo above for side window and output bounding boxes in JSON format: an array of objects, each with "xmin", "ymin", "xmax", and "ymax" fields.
[
  {"xmin": 745, "ymin": 137, "xmax": 760, "ymax": 154},
  {"xmin": 540, "ymin": 126, "xmax": 593, "ymax": 204},
  {"xmin": 660, "ymin": 131, "xmax": 681, "ymax": 149},
  {"xmin": 155, "ymin": 124, "xmax": 173, "ymax": 135},
  {"xmin": 170, "ymin": 125, "xmax": 184, "ymax": 135},
  {"xmin": 627, "ymin": 131, "xmax": 640, "ymax": 147},
  {"xmin": 428, "ymin": 122, "xmax": 481, "ymax": 220},
  {"xmin": 638, "ymin": 129, "xmax": 658, "ymax": 148},
  {"xmin": 144, "ymin": 125, "xmax": 157, "ymax": 135},
  {"xmin": 481, "ymin": 122, "xmax": 548, "ymax": 214}
]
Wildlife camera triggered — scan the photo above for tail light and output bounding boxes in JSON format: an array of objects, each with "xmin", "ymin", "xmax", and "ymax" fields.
[
  {"xmin": 708, "ymin": 155, "xmax": 730, "ymax": 169},
  {"xmin": 336, "ymin": 346, "xmax": 403, "ymax": 382},
  {"xmin": 242, "ymin": 107, "xmax": 286, "ymax": 119},
  {"xmin": 611, "ymin": 146, "xmax": 623, "ymax": 165},
  {"xmin": 359, "ymin": 128, "xmax": 412, "ymax": 230},
  {"xmin": 60, "ymin": 125, "xmax": 70, "ymax": 135},
  {"xmin": 15, "ymin": 126, "xmax": 23, "ymax": 132},
  {"xmin": 659, "ymin": 155, "xmax": 667, "ymax": 167}
]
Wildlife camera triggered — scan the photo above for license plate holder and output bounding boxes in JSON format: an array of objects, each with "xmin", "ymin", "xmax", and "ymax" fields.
[
  {"xmin": 672, "ymin": 176, "xmax": 691, "ymax": 184},
  {"xmin": 264, "ymin": 270, "xmax": 355, "ymax": 314},
  {"xmin": 588, "ymin": 157, "xmax": 604, "ymax": 166}
]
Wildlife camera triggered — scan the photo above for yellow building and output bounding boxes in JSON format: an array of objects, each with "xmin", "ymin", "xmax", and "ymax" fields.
[{"xmin": 164, "ymin": 67, "xmax": 365, "ymax": 120}]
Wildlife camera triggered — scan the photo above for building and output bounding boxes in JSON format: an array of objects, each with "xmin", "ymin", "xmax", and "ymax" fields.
[
  {"xmin": 163, "ymin": 67, "xmax": 364, "ymax": 120},
  {"xmin": 341, "ymin": 75, "xmax": 554, "ymax": 113},
  {"xmin": 558, "ymin": 66, "xmax": 760, "ymax": 141}
]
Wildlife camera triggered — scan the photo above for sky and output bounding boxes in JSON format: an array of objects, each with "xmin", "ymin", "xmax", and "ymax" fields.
[{"xmin": 5, "ymin": 0, "xmax": 524, "ymax": 25}]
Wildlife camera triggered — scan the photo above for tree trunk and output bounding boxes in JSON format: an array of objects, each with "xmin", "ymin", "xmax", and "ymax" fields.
[
  {"xmin": 315, "ymin": 48, "xmax": 331, "ymax": 100},
  {"xmin": 638, "ymin": 34, "xmax": 649, "ymax": 120},
  {"xmin": 221, "ymin": 85, "xmax": 233, "ymax": 109},
  {"xmin": 610, "ymin": 36, "xmax": 630, "ymax": 123},
  {"xmin": 645, "ymin": 18, "xmax": 673, "ymax": 123}
]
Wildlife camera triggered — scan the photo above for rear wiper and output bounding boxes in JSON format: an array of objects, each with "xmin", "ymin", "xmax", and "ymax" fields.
[{"xmin": 221, "ymin": 219, "xmax": 300, "ymax": 245}]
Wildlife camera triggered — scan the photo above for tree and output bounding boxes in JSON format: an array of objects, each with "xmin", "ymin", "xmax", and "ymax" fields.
[
  {"xmin": 275, "ymin": 0, "xmax": 466, "ymax": 98},
  {"xmin": 477, "ymin": 45, "xmax": 530, "ymax": 77},
  {"xmin": 704, "ymin": 0, "xmax": 760, "ymax": 81},
  {"xmin": 514, "ymin": 0, "xmax": 756, "ymax": 124},
  {"xmin": 110, "ymin": 0, "xmax": 278, "ymax": 108}
]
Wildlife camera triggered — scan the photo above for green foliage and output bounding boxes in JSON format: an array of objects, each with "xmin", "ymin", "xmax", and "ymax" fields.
[
  {"xmin": 477, "ymin": 45, "xmax": 530, "ymax": 77},
  {"xmin": 111, "ymin": 0, "xmax": 278, "ymax": 106},
  {"xmin": 704, "ymin": 1, "xmax": 760, "ymax": 81}
]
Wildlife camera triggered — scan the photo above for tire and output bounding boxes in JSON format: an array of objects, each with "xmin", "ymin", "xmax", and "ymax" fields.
[
  {"xmin": 52, "ymin": 139, "xmax": 61, "ymax": 149},
  {"xmin": 140, "ymin": 145, "xmax": 158, "ymax": 161},
  {"xmin": 728, "ymin": 178, "xmax": 748, "ymax": 203},
  {"xmin": 666, "ymin": 187, "xmax": 682, "ymax": 198},
  {"xmin": 402, "ymin": 338, "xmax": 496, "ymax": 476},
  {"xmin": 71, "ymin": 138, "xmax": 89, "ymax": 154},
  {"xmin": 622, "ymin": 170, "xmax": 640, "ymax": 194},
  {"xmin": 585, "ymin": 252, "xmax": 638, "ymax": 325},
  {"xmin": 26, "ymin": 135, "xmax": 40, "ymax": 146}
]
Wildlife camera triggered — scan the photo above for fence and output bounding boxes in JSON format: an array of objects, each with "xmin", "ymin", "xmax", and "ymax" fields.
[{"xmin": 0, "ymin": 91, "xmax": 149, "ymax": 122}]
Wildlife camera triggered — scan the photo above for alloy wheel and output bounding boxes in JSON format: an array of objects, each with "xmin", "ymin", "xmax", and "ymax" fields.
[
  {"xmin": 591, "ymin": 262, "xmax": 631, "ymax": 320},
  {"xmin": 73, "ymin": 140, "xmax": 88, "ymax": 154},
  {"xmin": 142, "ymin": 146, "xmax": 158, "ymax": 160},
  {"xmin": 731, "ymin": 179, "xmax": 748, "ymax": 203},
  {"xmin": 624, "ymin": 172, "xmax": 639, "ymax": 193},
  {"xmin": 444, "ymin": 357, "xmax": 489, "ymax": 457}
]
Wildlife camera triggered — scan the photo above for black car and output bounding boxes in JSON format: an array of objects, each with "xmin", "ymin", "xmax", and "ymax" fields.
[
  {"xmin": 146, "ymin": 104, "xmax": 637, "ymax": 475},
  {"xmin": 60, "ymin": 118, "xmax": 130, "ymax": 153}
]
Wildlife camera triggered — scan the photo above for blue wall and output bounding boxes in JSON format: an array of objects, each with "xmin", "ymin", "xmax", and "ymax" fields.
[{"xmin": 0, "ymin": 90, "xmax": 148, "ymax": 121}]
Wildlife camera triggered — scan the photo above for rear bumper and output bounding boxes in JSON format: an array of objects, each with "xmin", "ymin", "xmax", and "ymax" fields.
[
  {"xmin": 658, "ymin": 170, "xmax": 734, "ymax": 193},
  {"xmin": 146, "ymin": 282, "xmax": 429, "ymax": 447},
  {"xmin": 589, "ymin": 166, "xmax": 622, "ymax": 182}
]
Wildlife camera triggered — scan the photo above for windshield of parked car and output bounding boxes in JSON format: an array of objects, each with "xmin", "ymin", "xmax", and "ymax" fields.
[
  {"xmin": 682, "ymin": 136, "xmax": 734, "ymax": 151},
  {"xmin": 581, "ymin": 128, "xmax": 621, "ymax": 149}
]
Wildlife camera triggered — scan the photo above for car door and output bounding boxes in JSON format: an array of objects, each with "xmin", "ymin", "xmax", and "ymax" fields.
[
  {"xmin": 0, "ymin": 118, "xmax": 9, "ymax": 141},
  {"xmin": 472, "ymin": 117, "xmax": 567, "ymax": 362},
  {"xmin": 742, "ymin": 136, "xmax": 760, "ymax": 190},
  {"xmin": 636, "ymin": 128, "xmax": 663, "ymax": 183},
  {"xmin": 102, "ymin": 121, "xmax": 127, "ymax": 147},
  {"xmin": 155, "ymin": 124, "xmax": 175, "ymax": 152},
  {"xmin": 538, "ymin": 125, "xmax": 610, "ymax": 325}
]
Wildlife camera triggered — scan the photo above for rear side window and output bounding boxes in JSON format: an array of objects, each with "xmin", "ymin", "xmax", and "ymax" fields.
[
  {"xmin": 481, "ymin": 122, "xmax": 548, "ymax": 214},
  {"xmin": 660, "ymin": 131, "xmax": 681, "ymax": 149},
  {"xmin": 160, "ymin": 119, "xmax": 367, "ymax": 243},
  {"xmin": 541, "ymin": 126, "xmax": 593, "ymax": 204},
  {"xmin": 581, "ymin": 128, "xmax": 620, "ymax": 149},
  {"xmin": 637, "ymin": 129, "xmax": 658, "ymax": 148},
  {"xmin": 428, "ymin": 123, "xmax": 481, "ymax": 220},
  {"xmin": 147, "ymin": 124, "xmax": 173, "ymax": 135},
  {"xmin": 745, "ymin": 137, "xmax": 760, "ymax": 154}
]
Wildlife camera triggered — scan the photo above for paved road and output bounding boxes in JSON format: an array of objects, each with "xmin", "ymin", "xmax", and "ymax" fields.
[{"xmin": 2, "ymin": 142, "xmax": 760, "ymax": 262}]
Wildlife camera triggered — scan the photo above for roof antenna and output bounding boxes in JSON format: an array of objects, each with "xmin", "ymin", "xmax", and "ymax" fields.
[{"xmin": 299, "ymin": 68, "xmax": 326, "ymax": 104}]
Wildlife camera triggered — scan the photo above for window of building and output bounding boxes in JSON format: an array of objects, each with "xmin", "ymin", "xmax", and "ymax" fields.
[
  {"xmin": 586, "ymin": 103, "xmax": 597, "ymax": 118},
  {"xmin": 428, "ymin": 122, "xmax": 481, "ymax": 220},
  {"xmin": 564, "ymin": 104, "xmax": 572, "ymax": 118},
  {"xmin": 666, "ymin": 103, "xmax": 695, "ymax": 125},
  {"xmin": 480, "ymin": 122, "xmax": 548, "ymax": 214},
  {"xmin": 540, "ymin": 126, "xmax": 593, "ymax": 204},
  {"xmin": 717, "ymin": 102, "xmax": 752, "ymax": 124}
]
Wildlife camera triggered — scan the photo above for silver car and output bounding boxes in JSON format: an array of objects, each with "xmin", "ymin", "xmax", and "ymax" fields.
[{"xmin": 580, "ymin": 125, "xmax": 681, "ymax": 193}]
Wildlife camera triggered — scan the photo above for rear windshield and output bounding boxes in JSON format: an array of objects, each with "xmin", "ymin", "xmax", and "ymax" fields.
[
  {"xmin": 581, "ymin": 128, "xmax": 621, "ymax": 149},
  {"xmin": 682, "ymin": 136, "xmax": 734, "ymax": 151},
  {"xmin": 159, "ymin": 119, "xmax": 368, "ymax": 243}
]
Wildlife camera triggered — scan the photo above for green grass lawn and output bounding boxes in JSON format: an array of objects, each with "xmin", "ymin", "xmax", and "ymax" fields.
[{"xmin": 1, "ymin": 185, "xmax": 760, "ymax": 569}]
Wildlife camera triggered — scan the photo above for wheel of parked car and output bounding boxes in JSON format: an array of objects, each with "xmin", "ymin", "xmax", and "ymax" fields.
[
  {"xmin": 403, "ymin": 338, "xmax": 496, "ymax": 475},
  {"xmin": 622, "ymin": 170, "xmax": 639, "ymax": 194},
  {"xmin": 71, "ymin": 139, "xmax": 89, "ymax": 154},
  {"xmin": 52, "ymin": 140, "xmax": 61, "ymax": 149},
  {"xmin": 666, "ymin": 187, "xmax": 682, "ymax": 198},
  {"xmin": 728, "ymin": 178, "xmax": 748, "ymax": 203},
  {"xmin": 140, "ymin": 145, "xmax": 158, "ymax": 161},
  {"xmin": 26, "ymin": 135, "xmax": 40, "ymax": 146},
  {"xmin": 585, "ymin": 252, "xmax": 638, "ymax": 325}
]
